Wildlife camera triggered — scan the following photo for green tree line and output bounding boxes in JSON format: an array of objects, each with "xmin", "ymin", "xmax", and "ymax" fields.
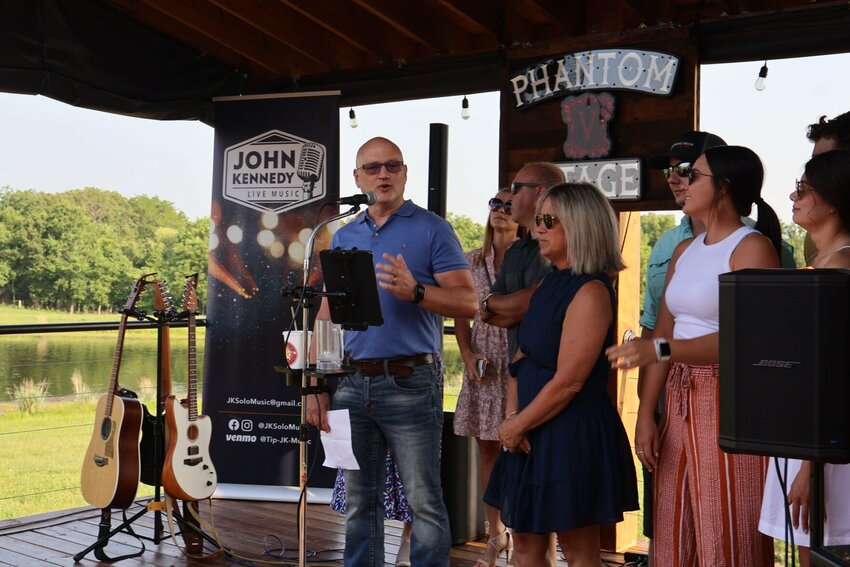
[
  {"xmin": 0, "ymin": 186, "xmax": 209, "ymax": 313},
  {"xmin": 0, "ymin": 186, "xmax": 804, "ymax": 316}
]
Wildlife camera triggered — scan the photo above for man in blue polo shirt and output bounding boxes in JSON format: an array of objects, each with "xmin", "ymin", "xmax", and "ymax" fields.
[{"xmin": 307, "ymin": 136, "xmax": 477, "ymax": 567}]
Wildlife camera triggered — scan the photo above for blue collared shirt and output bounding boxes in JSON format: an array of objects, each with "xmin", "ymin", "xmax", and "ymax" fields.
[
  {"xmin": 330, "ymin": 200, "xmax": 468, "ymax": 359},
  {"xmin": 640, "ymin": 217, "xmax": 693, "ymax": 331}
]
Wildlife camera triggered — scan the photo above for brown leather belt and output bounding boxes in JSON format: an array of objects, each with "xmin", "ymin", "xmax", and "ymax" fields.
[{"xmin": 346, "ymin": 353, "xmax": 434, "ymax": 377}]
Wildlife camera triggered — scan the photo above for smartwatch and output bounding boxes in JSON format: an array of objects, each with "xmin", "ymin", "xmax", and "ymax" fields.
[
  {"xmin": 653, "ymin": 338, "xmax": 672, "ymax": 362},
  {"xmin": 412, "ymin": 282, "xmax": 425, "ymax": 304}
]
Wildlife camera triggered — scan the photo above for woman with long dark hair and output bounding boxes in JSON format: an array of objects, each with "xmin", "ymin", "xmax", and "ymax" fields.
[{"xmin": 607, "ymin": 145, "xmax": 780, "ymax": 567}]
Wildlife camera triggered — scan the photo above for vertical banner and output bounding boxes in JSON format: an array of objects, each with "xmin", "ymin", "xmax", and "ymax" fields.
[{"xmin": 204, "ymin": 92, "xmax": 340, "ymax": 499}]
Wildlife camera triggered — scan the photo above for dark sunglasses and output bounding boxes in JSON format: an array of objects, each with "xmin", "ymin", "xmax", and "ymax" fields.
[
  {"xmin": 795, "ymin": 179, "xmax": 813, "ymax": 199},
  {"xmin": 535, "ymin": 213, "xmax": 559, "ymax": 229},
  {"xmin": 358, "ymin": 160, "xmax": 404, "ymax": 175},
  {"xmin": 510, "ymin": 181, "xmax": 540, "ymax": 195},
  {"xmin": 488, "ymin": 198, "xmax": 512, "ymax": 214},
  {"xmin": 687, "ymin": 169, "xmax": 715, "ymax": 184},
  {"xmin": 662, "ymin": 162, "xmax": 691, "ymax": 180}
]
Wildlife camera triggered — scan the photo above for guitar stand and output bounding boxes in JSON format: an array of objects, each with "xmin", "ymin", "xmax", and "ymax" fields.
[{"xmin": 75, "ymin": 306, "xmax": 213, "ymax": 563}]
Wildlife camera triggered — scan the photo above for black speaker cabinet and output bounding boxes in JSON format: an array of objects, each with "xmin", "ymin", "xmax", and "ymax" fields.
[{"xmin": 718, "ymin": 268, "xmax": 850, "ymax": 463}]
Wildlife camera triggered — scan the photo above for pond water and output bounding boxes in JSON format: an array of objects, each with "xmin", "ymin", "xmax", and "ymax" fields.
[
  {"xmin": 0, "ymin": 331, "xmax": 205, "ymax": 402},
  {"xmin": 0, "ymin": 330, "xmax": 465, "ymax": 408}
]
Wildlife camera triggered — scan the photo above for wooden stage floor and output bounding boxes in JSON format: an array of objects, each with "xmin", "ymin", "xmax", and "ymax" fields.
[{"xmin": 0, "ymin": 498, "xmax": 631, "ymax": 566}]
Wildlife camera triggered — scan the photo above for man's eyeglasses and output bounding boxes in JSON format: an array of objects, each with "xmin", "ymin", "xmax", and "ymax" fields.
[
  {"xmin": 662, "ymin": 162, "xmax": 691, "ymax": 181},
  {"xmin": 488, "ymin": 198, "xmax": 512, "ymax": 215},
  {"xmin": 687, "ymin": 169, "xmax": 715, "ymax": 184},
  {"xmin": 510, "ymin": 181, "xmax": 540, "ymax": 195},
  {"xmin": 795, "ymin": 179, "xmax": 813, "ymax": 199},
  {"xmin": 358, "ymin": 160, "xmax": 404, "ymax": 175},
  {"xmin": 535, "ymin": 213, "xmax": 560, "ymax": 229}
]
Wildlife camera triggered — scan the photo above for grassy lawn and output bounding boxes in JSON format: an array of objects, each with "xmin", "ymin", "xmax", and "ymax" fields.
[
  {"xmin": 0, "ymin": 399, "xmax": 155, "ymax": 521},
  {"xmin": 1, "ymin": 304, "xmax": 124, "ymax": 325}
]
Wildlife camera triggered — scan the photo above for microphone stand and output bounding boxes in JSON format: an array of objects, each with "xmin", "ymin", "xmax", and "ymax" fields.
[{"xmin": 296, "ymin": 202, "xmax": 364, "ymax": 567}]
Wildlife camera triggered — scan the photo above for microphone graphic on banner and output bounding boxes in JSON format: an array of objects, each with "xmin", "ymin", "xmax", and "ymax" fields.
[{"xmin": 297, "ymin": 143, "xmax": 324, "ymax": 199}]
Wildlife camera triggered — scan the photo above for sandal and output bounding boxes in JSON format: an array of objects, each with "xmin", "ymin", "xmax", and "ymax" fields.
[
  {"xmin": 395, "ymin": 536, "xmax": 411, "ymax": 567},
  {"xmin": 475, "ymin": 529, "xmax": 514, "ymax": 566}
]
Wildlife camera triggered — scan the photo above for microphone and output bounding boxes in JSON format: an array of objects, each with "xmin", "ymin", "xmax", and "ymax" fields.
[
  {"xmin": 337, "ymin": 192, "xmax": 377, "ymax": 206},
  {"xmin": 296, "ymin": 143, "xmax": 324, "ymax": 198}
]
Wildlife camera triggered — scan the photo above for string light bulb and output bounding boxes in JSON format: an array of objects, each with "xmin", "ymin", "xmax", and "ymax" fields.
[
  {"xmin": 461, "ymin": 96, "xmax": 470, "ymax": 120},
  {"xmin": 349, "ymin": 108, "xmax": 358, "ymax": 128},
  {"xmin": 754, "ymin": 62, "xmax": 768, "ymax": 91}
]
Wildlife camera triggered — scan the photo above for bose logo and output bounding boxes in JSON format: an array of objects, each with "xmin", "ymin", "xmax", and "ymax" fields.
[{"xmin": 752, "ymin": 360, "xmax": 801, "ymax": 369}]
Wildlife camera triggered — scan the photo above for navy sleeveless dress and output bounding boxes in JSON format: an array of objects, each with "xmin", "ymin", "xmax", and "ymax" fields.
[{"xmin": 484, "ymin": 268, "xmax": 638, "ymax": 533}]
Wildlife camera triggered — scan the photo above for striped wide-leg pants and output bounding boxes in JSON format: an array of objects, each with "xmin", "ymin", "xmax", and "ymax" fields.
[{"xmin": 652, "ymin": 363, "xmax": 772, "ymax": 567}]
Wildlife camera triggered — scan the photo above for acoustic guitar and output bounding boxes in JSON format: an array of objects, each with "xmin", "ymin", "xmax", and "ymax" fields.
[
  {"xmin": 81, "ymin": 274, "xmax": 152, "ymax": 509},
  {"xmin": 162, "ymin": 274, "xmax": 217, "ymax": 501}
]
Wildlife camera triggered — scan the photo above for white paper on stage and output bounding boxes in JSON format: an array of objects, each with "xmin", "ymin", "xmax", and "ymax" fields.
[{"xmin": 320, "ymin": 409, "xmax": 359, "ymax": 469}]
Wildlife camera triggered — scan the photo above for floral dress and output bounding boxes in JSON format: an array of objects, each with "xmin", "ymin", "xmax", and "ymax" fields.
[
  {"xmin": 330, "ymin": 452, "xmax": 411, "ymax": 522},
  {"xmin": 453, "ymin": 248, "xmax": 511, "ymax": 441}
]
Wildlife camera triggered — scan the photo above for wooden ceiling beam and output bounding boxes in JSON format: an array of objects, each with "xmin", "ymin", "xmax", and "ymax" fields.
[
  {"xmin": 206, "ymin": 0, "xmax": 366, "ymax": 70},
  {"xmin": 349, "ymin": 0, "xmax": 468, "ymax": 54},
  {"xmin": 524, "ymin": 0, "xmax": 586, "ymax": 36},
  {"xmin": 427, "ymin": 0, "xmax": 499, "ymax": 35},
  {"xmin": 103, "ymin": 0, "xmax": 280, "ymax": 87},
  {"xmin": 279, "ymin": 0, "xmax": 395, "ymax": 61},
  {"xmin": 132, "ymin": 0, "xmax": 319, "ymax": 76},
  {"xmin": 609, "ymin": 0, "xmax": 652, "ymax": 21}
]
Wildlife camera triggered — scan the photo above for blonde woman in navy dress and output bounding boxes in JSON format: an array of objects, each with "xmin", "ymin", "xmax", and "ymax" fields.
[{"xmin": 485, "ymin": 182, "xmax": 638, "ymax": 566}]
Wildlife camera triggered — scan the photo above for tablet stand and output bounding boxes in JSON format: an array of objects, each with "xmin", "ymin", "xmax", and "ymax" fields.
[{"xmin": 281, "ymin": 204, "xmax": 382, "ymax": 567}]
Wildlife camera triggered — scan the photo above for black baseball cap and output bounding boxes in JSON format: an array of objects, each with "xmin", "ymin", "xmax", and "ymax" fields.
[{"xmin": 648, "ymin": 131, "xmax": 727, "ymax": 169}]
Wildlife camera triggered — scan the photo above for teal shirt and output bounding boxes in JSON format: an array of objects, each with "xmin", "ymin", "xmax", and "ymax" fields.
[
  {"xmin": 640, "ymin": 217, "xmax": 693, "ymax": 331},
  {"xmin": 640, "ymin": 216, "xmax": 797, "ymax": 331}
]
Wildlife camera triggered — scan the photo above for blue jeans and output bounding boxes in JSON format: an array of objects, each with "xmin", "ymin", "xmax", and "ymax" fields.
[{"xmin": 333, "ymin": 362, "xmax": 450, "ymax": 567}]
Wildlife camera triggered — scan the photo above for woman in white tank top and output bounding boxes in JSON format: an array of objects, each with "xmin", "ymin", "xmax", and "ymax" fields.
[
  {"xmin": 758, "ymin": 149, "xmax": 850, "ymax": 566},
  {"xmin": 607, "ymin": 146, "xmax": 782, "ymax": 567}
]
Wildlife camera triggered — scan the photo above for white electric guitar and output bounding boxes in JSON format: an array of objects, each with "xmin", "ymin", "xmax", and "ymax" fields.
[{"xmin": 162, "ymin": 274, "xmax": 217, "ymax": 501}]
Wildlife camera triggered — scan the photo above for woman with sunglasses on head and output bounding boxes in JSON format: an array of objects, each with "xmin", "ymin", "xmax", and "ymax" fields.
[
  {"xmin": 758, "ymin": 149, "xmax": 850, "ymax": 566},
  {"xmin": 453, "ymin": 188, "xmax": 521, "ymax": 566},
  {"xmin": 485, "ymin": 183, "xmax": 638, "ymax": 567},
  {"xmin": 606, "ymin": 145, "xmax": 781, "ymax": 567}
]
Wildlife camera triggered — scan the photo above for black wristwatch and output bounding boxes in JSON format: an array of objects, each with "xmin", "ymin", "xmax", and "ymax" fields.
[{"xmin": 411, "ymin": 282, "xmax": 425, "ymax": 304}]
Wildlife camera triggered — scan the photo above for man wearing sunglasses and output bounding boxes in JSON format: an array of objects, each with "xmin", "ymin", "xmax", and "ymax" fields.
[
  {"xmin": 307, "ymin": 137, "xmax": 477, "ymax": 567},
  {"xmin": 481, "ymin": 163, "xmax": 566, "ymax": 362}
]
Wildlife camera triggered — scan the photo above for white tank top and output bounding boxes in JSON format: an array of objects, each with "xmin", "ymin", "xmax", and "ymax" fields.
[{"xmin": 665, "ymin": 225, "xmax": 757, "ymax": 340}]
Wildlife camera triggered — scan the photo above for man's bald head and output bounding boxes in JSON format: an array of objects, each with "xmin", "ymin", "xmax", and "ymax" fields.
[{"xmin": 356, "ymin": 137, "xmax": 404, "ymax": 166}]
